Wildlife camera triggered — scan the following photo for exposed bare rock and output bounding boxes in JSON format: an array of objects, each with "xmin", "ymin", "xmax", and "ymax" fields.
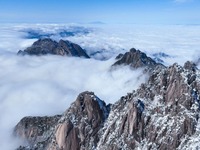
[
  {"xmin": 17, "ymin": 38, "xmax": 90, "ymax": 58},
  {"xmin": 184, "ymin": 61, "xmax": 197, "ymax": 72},
  {"xmin": 14, "ymin": 115, "xmax": 61, "ymax": 149},
  {"xmin": 14, "ymin": 52, "xmax": 200, "ymax": 149},
  {"xmin": 112, "ymin": 48, "xmax": 164, "ymax": 71},
  {"xmin": 14, "ymin": 91, "xmax": 110, "ymax": 150},
  {"xmin": 115, "ymin": 53, "xmax": 124, "ymax": 60},
  {"xmin": 97, "ymin": 62, "xmax": 200, "ymax": 150},
  {"xmin": 55, "ymin": 120, "xmax": 80, "ymax": 150},
  {"xmin": 48, "ymin": 91, "xmax": 110, "ymax": 150}
]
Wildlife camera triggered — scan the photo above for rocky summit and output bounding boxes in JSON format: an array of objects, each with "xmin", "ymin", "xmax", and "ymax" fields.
[
  {"xmin": 14, "ymin": 91, "xmax": 110, "ymax": 150},
  {"xmin": 113, "ymin": 48, "xmax": 164, "ymax": 70},
  {"xmin": 17, "ymin": 38, "xmax": 90, "ymax": 58},
  {"xmin": 14, "ymin": 49, "xmax": 200, "ymax": 150}
]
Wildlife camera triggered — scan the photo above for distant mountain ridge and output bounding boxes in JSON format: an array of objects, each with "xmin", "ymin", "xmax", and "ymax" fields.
[
  {"xmin": 152, "ymin": 52, "xmax": 171, "ymax": 64},
  {"xmin": 20, "ymin": 26, "xmax": 91, "ymax": 39},
  {"xmin": 112, "ymin": 48, "xmax": 165, "ymax": 73},
  {"xmin": 18, "ymin": 38, "xmax": 90, "ymax": 58}
]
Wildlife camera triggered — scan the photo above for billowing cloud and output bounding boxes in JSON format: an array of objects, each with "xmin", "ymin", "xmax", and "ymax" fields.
[
  {"xmin": 1, "ymin": 24, "xmax": 200, "ymax": 65},
  {"xmin": 0, "ymin": 54, "xmax": 146, "ymax": 149},
  {"xmin": 0, "ymin": 23, "xmax": 200, "ymax": 149}
]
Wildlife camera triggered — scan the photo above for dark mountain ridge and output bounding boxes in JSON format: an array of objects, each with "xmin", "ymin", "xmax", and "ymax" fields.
[
  {"xmin": 113, "ymin": 48, "xmax": 159, "ymax": 69},
  {"xmin": 18, "ymin": 38, "xmax": 90, "ymax": 58}
]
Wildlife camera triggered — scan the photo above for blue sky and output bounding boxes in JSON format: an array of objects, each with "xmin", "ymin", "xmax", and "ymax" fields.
[{"xmin": 0, "ymin": 0, "xmax": 199, "ymax": 24}]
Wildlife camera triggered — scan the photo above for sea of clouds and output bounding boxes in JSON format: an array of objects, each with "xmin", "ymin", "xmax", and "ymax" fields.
[{"xmin": 0, "ymin": 23, "xmax": 200, "ymax": 149}]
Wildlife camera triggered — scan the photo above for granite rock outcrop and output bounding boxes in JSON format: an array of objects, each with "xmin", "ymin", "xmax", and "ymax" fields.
[{"xmin": 18, "ymin": 38, "xmax": 90, "ymax": 58}]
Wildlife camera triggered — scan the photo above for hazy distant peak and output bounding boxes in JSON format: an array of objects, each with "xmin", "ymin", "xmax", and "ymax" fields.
[
  {"xmin": 113, "ymin": 48, "xmax": 164, "ymax": 70},
  {"xmin": 18, "ymin": 38, "xmax": 90, "ymax": 58}
]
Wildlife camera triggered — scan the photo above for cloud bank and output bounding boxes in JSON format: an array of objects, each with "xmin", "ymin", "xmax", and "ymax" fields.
[
  {"xmin": 0, "ymin": 54, "xmax": 146, "ymax": 149},
  {"xmin": 0, "ymin": 23, "xmax": 200, "ymax": 149},
  {"xmin": 1, "ymin": 24, "xmax": 200, "ymax": 65}
]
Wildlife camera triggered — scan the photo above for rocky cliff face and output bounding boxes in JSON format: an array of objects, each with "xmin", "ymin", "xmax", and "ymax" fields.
[
  {"xmin": 15, "ymin": 91, "xmax": 110, "ymax": 150},
  {"xmin": 14, "ymin": 49, "xmax": 200, "ymax": 150},
  {"xmin": 113, "ymin": 48, "xmax": 164, "ymax": 70},
  {"xmin": 17, "ymin": 38, "xmax": 90, "ymax": 58},
  {"xmin": 14, "ymin": 115, "xmax": 61, "ymax": 149},
  {"xmin": 97, "ymin": 61, "xmax": 200, "ymax": 150}
]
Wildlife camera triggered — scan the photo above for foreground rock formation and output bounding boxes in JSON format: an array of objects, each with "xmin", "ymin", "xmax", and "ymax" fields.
[
  {"xmin": 17, "ymin": 38, "xmax": 90, "ymax": 58},
  {"xmin": 15, "ymin": 92, "xmax": 110, "ymax": 150},
  {"xmin": 14, "ymin": 49, "xmax": 200, "ymax": 150},
  {"xmin": 97, "ymin": 61, "xmax": 200, "ymax": 150}
]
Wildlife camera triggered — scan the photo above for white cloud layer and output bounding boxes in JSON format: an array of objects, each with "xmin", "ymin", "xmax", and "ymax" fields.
[
  {"xmin": 0, "ymin": 54, "xmax": 146, "ymax": 149},
  {"xmin": 1, "ymin": 24, "xmax": 200, "ymax": 65},
  {"xmin": 0, "ymin": 23, "xmax": 200, "ymax": 149}
]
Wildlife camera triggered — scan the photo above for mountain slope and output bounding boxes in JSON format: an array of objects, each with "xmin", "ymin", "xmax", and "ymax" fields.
[
  {"xmin": 17, "ymin": 38, "xmax": 90, "ymax": 58},
  {"xmin": 14, "ymin": 49, "xmax": 200, "ymax": 150},
  {"xmin": 113, "ymin": 48, "xmax": 164, "ymax": 70},
  {"xmin": 97, "ymin": 61, "xmax": 200, "ymax": 150},
  {"xmin": 15, "ymin": 91, "xmax": 110, "ymax": 150}
]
